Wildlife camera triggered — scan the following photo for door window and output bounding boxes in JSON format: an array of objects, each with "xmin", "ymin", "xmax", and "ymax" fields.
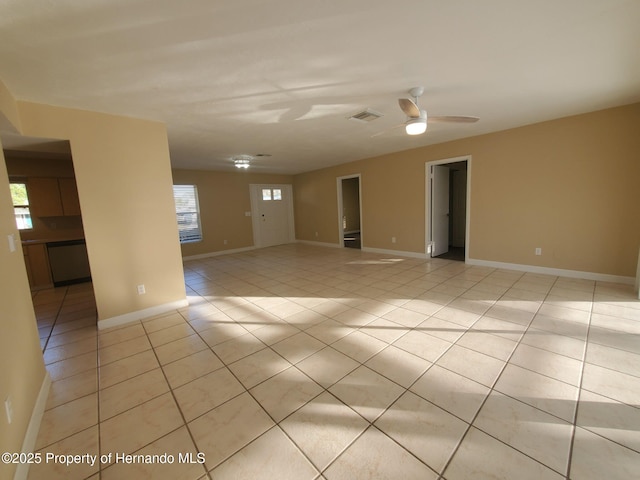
[{"xmin": 262, "ymin": 188, "xmax": 282, "ymax": 201}]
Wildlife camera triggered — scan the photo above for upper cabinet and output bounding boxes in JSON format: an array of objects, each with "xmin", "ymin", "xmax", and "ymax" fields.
[
  {"xmin": 28, "ymin": 177, "xmax": 81, "ymax": 217},
  {"xmin": 58, "ymin": 178, "xmax": 82, "ymax": 216}
]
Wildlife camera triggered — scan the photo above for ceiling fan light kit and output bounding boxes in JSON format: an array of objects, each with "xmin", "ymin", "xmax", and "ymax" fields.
[
  {"xmin": 396, "ymin": 86, "xmax": 479, "ymax": 136},
  {"xmin": 405, "ymin": 116, "xmax": 427, "ymax": 135},
  {"xmin": 233, "ymin": 154, "xmax": 253, "ymax": 169},
  {"xmin": 234, "ymin": 160, "xmax": 250, "ymax": 169}
]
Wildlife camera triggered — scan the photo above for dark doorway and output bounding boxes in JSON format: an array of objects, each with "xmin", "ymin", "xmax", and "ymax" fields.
[{"xmin": 340, "ymin": 176, "xmax": 361, "ymax": 249}]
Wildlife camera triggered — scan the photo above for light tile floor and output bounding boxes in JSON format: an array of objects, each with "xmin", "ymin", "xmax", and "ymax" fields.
[{"xmin": 28, "ymin": 244, "xmax": 640, "ymax": 479}]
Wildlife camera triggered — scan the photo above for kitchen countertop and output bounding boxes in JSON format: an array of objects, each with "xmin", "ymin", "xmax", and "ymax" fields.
[{"xmin": 21, "ymin": 237, "xmax": 85, "ymax": 245}]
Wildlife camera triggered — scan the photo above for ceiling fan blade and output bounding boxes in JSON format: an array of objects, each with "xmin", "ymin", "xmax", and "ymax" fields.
[
  {"xmin": 398, "ymin": 98, "xmax": 421, "ymax": 118},
  {"xmin": 428, "ymin": 115, "xmax": 479, "ymax": 123}
]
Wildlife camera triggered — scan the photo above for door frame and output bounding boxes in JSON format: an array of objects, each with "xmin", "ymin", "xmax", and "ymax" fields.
[
  {"xmin": 336, "ymin": 174, "xmax": 363, "ymax": 248},
  {"xmin": 249, "ymin": 184, "xmax": 296, "ymax": 248},
  {"xmin": 425, "ymin": 155, "xmax": 472, "ymax": 261}
]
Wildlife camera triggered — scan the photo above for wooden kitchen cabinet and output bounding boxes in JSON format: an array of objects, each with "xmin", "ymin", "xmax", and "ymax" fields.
[
  {"xmin": 28, "ymin": 177, "xmax": 81, "ymax": 217},
  {"xmin": 24, "ymin": 243, "xmax": 53, "ymax": 289},
  {"xmin": 23, "ymin": 250, "xmax": 32, "ymax": 286},
  {"xmin": 28, "ymin": 177, "xmax": 63, "ymax": 216},
  {"xmin": 58, "ymin": 178, "xmax": 82, "ymax": 215}
]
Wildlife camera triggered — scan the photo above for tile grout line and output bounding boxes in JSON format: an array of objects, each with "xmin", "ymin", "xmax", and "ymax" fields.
[
  {"xmin": 435, "ymin": 273, "xmax": 560, "ymax": 479},
  {"xmin": 39, "ymin": 286, "xmax": 68, "ymax": 353},
  {"xmin": 564, "ymin": 280, "xmax": 596, "ymax": 480},
  {"xmin": 194, "ymin": 249, "xmax": 640, "ymax": 475},
  {"xmin": 185, "ymin": 259, "xmax": 464, "ymax": 478},
  {"xmin": 216, "ymin": 304, "xmax": 377, "ymax": 475},
  {"xmin": 319, "ymin": 265, "xmax": 525, "ymax": 478},
  {"xmin": 173, "ymin": 306, "xmax": 296, "ymax": 475},
  {"xmin": 194, "ymin": 326, "xmax": 325, "ymax": 475},
  {"xmin": 97, "ymin": 315, "xmax": 214, "ymax": 478},
  {"xmin": 32, "ymin": 286, "xmax": 102, "ymax": 475},
  {"xmin": 144, "ymin": 316, "xmax": 217, "ymax": 479},
  {"xmin": 30, "ymin": 246, "xmax": 640, "ymax": 479}
]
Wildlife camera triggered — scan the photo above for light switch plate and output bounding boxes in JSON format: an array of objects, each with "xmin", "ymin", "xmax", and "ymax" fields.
[
  {"xmin": 7, "ymin": 234, "xmax": 15, "ymax": 253},
  {"xmin": 5, "ymin": 396, "xmax": 13, "ymax": 424}
]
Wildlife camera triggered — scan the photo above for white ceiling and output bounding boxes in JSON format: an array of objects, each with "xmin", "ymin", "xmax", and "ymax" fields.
[{"xmin": 1, "ymin": 0, "xmax": 639, "ymax": 174}]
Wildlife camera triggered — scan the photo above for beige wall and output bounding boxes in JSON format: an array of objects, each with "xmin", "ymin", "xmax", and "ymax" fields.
[
  {"xmin": 294, "ymin": 152, "xmax": 427, "ymax": 251},
  {"xmin": 16, "ymin": 101, "xmax": 187, "ymax": 321},
  {"xmin": 0, "ymin": 87, "xmax": 44, "ymax": 480},
  {"xmin": 294, "ymin": 103, "xmax": 640, "ymax": 278},
  {"xmin": 0, "ymin": 82, "xmax": 188, "ymax": 477},
  {"xmin": 172, "ymin": 169, "xmax": 292, "ymax": 257},
  {"xmin": 0, "ymin": 144, "xmax": 46, "ymax": 480},
  {"xmin": 0, "ymin": 80, "xmax": 21, "ymax": 132}
]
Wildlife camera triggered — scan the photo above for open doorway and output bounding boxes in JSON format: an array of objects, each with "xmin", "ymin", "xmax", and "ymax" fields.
[
  {"xmin": 2, "ymin": 134, "xmax": 96, "ymax": 352},
  {"xmin": 337, "ymin": 175, "xmax": 362, "ymax": 249},
  {"xmin": 426, "ymin": 157, "xmax": 470, "ymax": 261}
]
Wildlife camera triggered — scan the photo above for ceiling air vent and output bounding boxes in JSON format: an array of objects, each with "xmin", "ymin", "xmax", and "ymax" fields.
[{"xmin": 349, "ymin": 109, "xmax": 384, "ymax": 123}]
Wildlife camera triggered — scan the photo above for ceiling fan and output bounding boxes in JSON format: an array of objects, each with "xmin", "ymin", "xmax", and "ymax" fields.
[{"xmin": 397, "ymin": 86, "xmax": 479, "ymax": 135}]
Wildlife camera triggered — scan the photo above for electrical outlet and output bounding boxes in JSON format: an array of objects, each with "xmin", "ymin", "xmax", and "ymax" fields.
[
  {"xmin": 391, "ymin": 237, "xmax": 396, "ymax": 244},
  {"xmin": 535, "ymin": 247, "xmax": 542, "ymax": 256},
  {"xmin": 5, "ymin": 396, "xmax": 13, "ymax": 424},
  {"xmin": 137, "ymin": 284, "xmax": 146, "ymax": 295},
  {"xmin": 315, "ymin": 232, "xmax": 318, "ymax": 237},
  {"xmin": 224, "ymin": 239, "xmax": 228, "ymax": 245}
]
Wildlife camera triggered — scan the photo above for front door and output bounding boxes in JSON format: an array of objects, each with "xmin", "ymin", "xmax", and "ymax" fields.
[{"xmin": 251, "ymin": 184, "xmax": 294, "ymax": 247}]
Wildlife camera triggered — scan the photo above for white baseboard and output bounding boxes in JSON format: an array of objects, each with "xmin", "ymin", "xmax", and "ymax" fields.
[
  {"xmin": 14, "ymin": 372, "xmax": 51, "ymax": 480},
  {"xmin": 183, "ymin": 246, "xmax": 257, "ymax": 261},
  {"xmin": 635, "ymin": 247, "xmax": 640, "ymax": 298},
  {"xmin": 361, "ymin": 247, "xmax": 428, "ymax": 259},
  {"xmin": 97, "ymin": 299, "xmax": 189, "ymax": 330},
  {"xmin": 466, "ymin": 258, "xmax": 635, "ymax": 285},
  {"xmin": 184, "ymin": 243, "xmax": 635, "ymax": 286},
  {"xmin": 296, "ymin": 239, "xmax": 342, "ymax": 248}
]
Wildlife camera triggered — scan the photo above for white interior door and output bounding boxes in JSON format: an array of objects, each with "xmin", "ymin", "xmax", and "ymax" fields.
[
  {"xmin": 251, "ymin": 185, "xmax": 294, "ymax": 247},
  {"xmin": 431, "ymin": 165, "xmax": 450, "ymax": 257}
]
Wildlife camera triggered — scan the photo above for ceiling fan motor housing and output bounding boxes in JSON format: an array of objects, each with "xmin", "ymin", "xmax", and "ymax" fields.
[{"xmin": 405, "ymin": 113, "xmax": 427, "ymax": 135}]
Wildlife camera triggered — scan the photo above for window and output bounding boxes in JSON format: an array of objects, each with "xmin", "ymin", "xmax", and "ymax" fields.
[
  {"xmin": 173, "ymin": 185, "xmax": 202, "ymax": 243},
  {"xmin": 10, "ymin": 182, "xmax": 33, "ymax": 230},
  {"xmin": 262, "ymin": 188, "xmax": 282, "ymax": 201}
]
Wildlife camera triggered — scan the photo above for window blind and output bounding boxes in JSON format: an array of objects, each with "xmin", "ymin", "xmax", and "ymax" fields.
[{"xmin": 173, "ymin": 185, "xmax": 202, "ymax": 243}]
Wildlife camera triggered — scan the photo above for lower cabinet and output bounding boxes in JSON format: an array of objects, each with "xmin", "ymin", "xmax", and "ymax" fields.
[{"xmin": 24, "ymin": 243, "xmax": 53, "ymax": 289}]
